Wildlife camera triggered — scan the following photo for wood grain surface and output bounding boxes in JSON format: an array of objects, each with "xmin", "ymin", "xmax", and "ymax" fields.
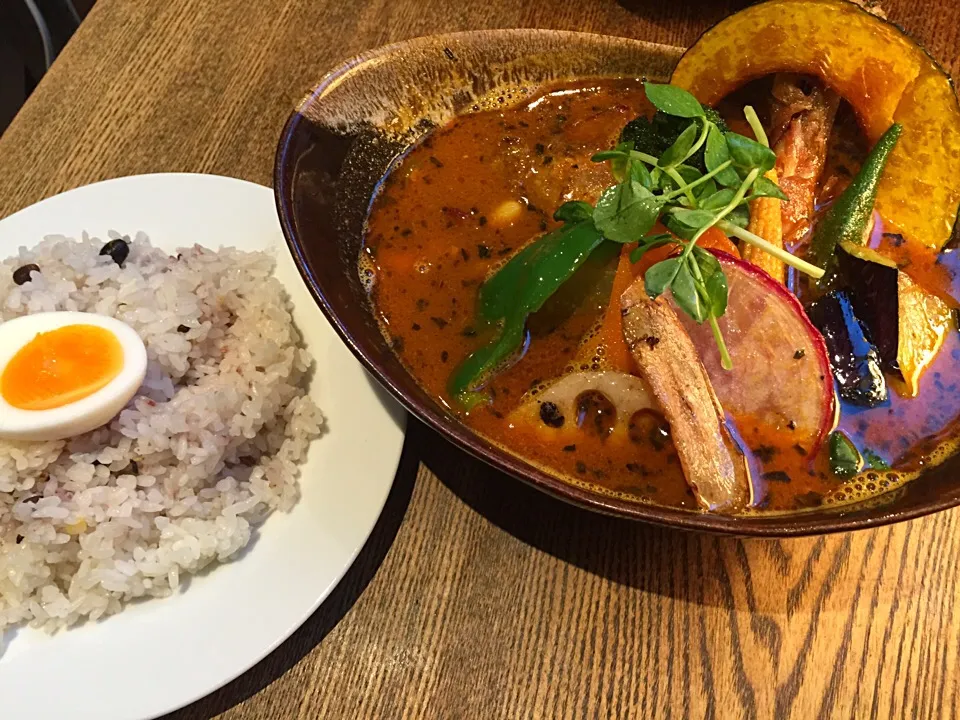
[{"xmin": 2, "ymin": 0, "xmax": 960, "ymax": 717}]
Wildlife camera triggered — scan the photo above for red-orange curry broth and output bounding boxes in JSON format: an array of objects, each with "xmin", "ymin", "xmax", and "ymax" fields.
[{"xmin": 363, "ymin": 79, "xmax": 960, "ymax": 513}]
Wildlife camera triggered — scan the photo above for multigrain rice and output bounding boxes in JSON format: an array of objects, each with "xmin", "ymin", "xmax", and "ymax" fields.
[{"xmin": 0, "ymin": 232, "xmax": 323, "ymax": 637}]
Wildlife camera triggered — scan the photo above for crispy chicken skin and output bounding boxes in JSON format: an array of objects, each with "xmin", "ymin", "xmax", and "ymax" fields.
[{"xmin": 620, "ymin": 281, "xmax": 752, "ymax": 512}]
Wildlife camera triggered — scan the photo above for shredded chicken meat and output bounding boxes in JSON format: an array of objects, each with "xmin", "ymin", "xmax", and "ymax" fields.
[{"xmin": 768, "ymin": 74, "xmax": 840, "ymax": 248}]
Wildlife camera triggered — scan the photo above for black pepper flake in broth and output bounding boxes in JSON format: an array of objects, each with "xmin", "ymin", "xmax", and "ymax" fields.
[
  {"xmin": 753, "ymin": 445, "xmax": 778, "ymax": 463},
  {"xmin": 762, "ymin": 471, "xmax": 791, "ymax": 484}
]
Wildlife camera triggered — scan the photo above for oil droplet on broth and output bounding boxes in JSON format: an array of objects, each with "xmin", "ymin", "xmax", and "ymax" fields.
[{"xmin": 358, "ymin": 251, "xmax": 378, "ymax": 294}]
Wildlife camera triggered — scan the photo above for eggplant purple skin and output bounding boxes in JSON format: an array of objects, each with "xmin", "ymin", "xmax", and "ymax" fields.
[
  {"xmin": 806, "ymin": 290, "xmax": 888, "ymax": 407},
  {"xmin": 836, "ymin": 249, "xmax": 900, "ymax": 373}
]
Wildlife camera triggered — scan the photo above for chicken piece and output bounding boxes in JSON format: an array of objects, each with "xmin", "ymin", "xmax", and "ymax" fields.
[
  {"xmin": 495, "ymin": 103, "xmax": 636, "ymax": 212},
  {"xmin": 768, "ymin": 75, "xmax": 840, "ymax": 247},
  {"xmin": 620, "ymin": 281, "xmax": 752, "ymax": 512},
  {"xmin": 743, "ymin": 168, "xmax": 786, "ymax": 283}
]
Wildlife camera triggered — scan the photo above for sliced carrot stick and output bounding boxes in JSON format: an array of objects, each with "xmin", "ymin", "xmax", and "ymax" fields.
[
  {"xmin": 698, "ymin": 226, "xmax": 741, "ymax": 258},
  {"xmin": 576, "ymin": 246, "xmax": 637, "ymax": 373}
]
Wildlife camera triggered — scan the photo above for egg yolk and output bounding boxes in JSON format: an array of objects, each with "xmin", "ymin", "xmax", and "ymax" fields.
[{"xmin": 1, "ymin": 325, "xmax": 124, "ymax": 411}]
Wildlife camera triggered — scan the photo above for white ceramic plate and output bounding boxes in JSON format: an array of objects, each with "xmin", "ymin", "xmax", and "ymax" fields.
[{"xmin": 0, "ymin": 174, "xmax": 406, "ymax": 719}]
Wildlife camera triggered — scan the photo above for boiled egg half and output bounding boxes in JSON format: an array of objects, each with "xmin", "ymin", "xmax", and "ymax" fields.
[{"xmin": 0, "ymin": 312, "xmax": 147, "ymax": 441}]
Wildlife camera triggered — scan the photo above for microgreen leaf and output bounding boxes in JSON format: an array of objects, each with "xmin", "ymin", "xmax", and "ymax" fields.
[
  {"xmin": 553, "ymin": 200, "xmax": 595, "ymax": 224},
  {"xmin": 706, "ymin": 273, "xmax": 728, "ymax": 316},
  {"xmin": 644, "ymin": 256, "xmax": 683, "ymax": 298},
  {"xmin": 591, "ymin": 149, "xmax": 630, "ymax": 163},
  {"xmin": 724, "ymin": 204, "xmax": 751, "ymax": 228},
  {"xmin": 658, "ymin": 123, "xmax": 699, "ymax": 168},
  {"xmin": 751, "ymin": 176, "xmax": 789, "ymax": 201},
  {"xmin": 743, "ymin": 105, "xmax": 769, "ymax": 148},
  {"xmin": 649, "ymin": 167, "xmax": 663, "ymax": 190},
  {"xmin": 700, "ymin": 188, "xmax": 737, "ymax": 212},
  {"xmin": 659, "ymin": 164, "xmax": 702, "ymax": 195},
  {"xmin": 725, "ymin": 132, "xmax": 777, "ymax": 173},
  {"xmin": 643, "ymin": 83, "xmax": 705, "ymax": 119},
  {"xmin": 676, "ymin": 165, "xmax": 703, "ymax": 183},
  {"xmin": 644, "ymin": 233, "xmax": 675, "ymax": 244},
  {"xmin": 627, "ymin": 157, "xmax": 654, "ymax": 190},
  {"xmin": 705, "ymin": 125, "xmax": 741, "ymax": 187},
  {"xmin": 594, "ymin": 182, "xmax": 663, "ymax": 243},
  {"xmin": 629, "ymin": 234, "xmax": 674, "ymax": 264},
  {"xmin": 698, "ymin": 254, "xmax": 728, "ymax": 316},
  {"xmin": 695, "ymin": 178, "xmax": 718, "ymax": 202},
  {"xmin": 693, "ymin": 245, "xmax": 722, "ymax": 276},
  {"xmin": 670, "ymin": 207, "xmax": 716, "ymax": 228},
  {"xmin": 663, "ymin": 214, "xmax": 696, "ymax": 240},
  {"xmin": 597, "ymin": 141, "xmax": 635, "ymax": 181},
  {"xmin": 670, "ymin": 262, "xmax": 705, "ymax": 322}
]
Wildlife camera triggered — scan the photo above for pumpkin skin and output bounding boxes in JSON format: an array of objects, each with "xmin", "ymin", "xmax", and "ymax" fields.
[{"xmin": 670, "ymin": 0, "xmax": 960, "ymax": 252}]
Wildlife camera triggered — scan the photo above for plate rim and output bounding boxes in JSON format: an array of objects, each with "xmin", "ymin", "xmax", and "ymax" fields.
[{"xmin": 0, "ymin": 172, "xmax": 406, "ymax": 719}]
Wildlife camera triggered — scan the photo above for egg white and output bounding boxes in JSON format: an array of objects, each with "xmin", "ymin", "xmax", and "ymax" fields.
[{"xmin": 0, "ymin": 311, "xmax": 148, "ymax": 442}]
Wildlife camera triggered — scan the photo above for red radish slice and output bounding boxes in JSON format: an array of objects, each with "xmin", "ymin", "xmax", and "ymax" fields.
[{"xmin": 670, "ymin": 251, "xmax": 836, "ymax": 457}]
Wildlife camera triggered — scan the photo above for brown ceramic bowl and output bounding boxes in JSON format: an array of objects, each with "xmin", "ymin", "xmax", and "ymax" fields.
[{"xmin": 274, "ymin": 29, "xmax": 960, "ymax": 536}]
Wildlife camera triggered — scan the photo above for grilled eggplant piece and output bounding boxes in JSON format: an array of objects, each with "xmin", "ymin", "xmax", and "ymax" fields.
[
  {"xmin": 806, "ymin": 290, "xmax": 887, "ymax": 407},
  {"xmin": 836, "ymin": 244, "xmax": 952, "ymax": 396},
  {"xmin": 836, "ymin": 245, "xmax": 900, "ymax": 372}
]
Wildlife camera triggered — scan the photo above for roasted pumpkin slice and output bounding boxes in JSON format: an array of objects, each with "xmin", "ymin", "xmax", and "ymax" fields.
[
  {"xmin": 671, "ymin": 0, "xmax": 960, "ymax": 251},
  {"xmin": 897, "ymin": 273, "xmax": 953, "ymax": 397}
]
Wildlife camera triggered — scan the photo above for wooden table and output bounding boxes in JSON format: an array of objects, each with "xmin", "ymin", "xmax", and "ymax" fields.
[{"xmin": 2, "ymin": 0, "xmax": 960, "ymax": 717}]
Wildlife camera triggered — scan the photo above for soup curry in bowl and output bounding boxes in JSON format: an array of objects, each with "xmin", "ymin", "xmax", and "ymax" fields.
[{"xmin": 276, "ymin": 0, "xmax": 960, "ymax": 534}]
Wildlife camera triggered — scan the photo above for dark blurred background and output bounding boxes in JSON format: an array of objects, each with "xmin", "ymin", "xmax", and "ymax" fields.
[{"xmin": 0, "ymin": 0, "xmax": 94, "ymax": 134}]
